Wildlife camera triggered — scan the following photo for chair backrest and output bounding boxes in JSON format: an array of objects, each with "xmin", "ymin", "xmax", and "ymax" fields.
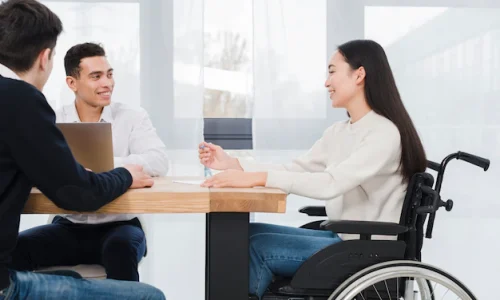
[
  {"xmin": 397, "ymin": 171, "xmax": 435, "ymax": 260},
  {"xmin": 203, "ymin": 118, "xmax": 252, "ymax": 150}
]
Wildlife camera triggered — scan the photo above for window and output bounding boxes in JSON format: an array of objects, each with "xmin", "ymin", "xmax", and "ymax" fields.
[
  {"xmin": 202, "ymin": 0, "xmax": 327, "ymax": 149},
  {"xmin": 203, "ymin": 0, "xmax": 253, "ymax": 118},
  {"xmin": 253, "ymin": 0, "xmax": 327, "ymax": 120}
]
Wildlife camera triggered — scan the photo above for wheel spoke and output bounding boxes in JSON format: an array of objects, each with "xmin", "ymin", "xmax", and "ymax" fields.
[
  {"xmin": 440, "ymin": 288, "xmax": 450, "ymax": 300},
  {"xmin": 397, "ymin": 278, "xmax": 399, "ymax": 299},
  {"xmin": 373, "ymin": 284, "xmax": 383, "ymax": 300},
  {"xmin": 384, "ymin": 280, "xmax": 392, "ymax": 300}
]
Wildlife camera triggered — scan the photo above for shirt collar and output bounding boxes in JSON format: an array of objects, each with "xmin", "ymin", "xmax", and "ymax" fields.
[
  {"xmin": 66, "ymin": 101, "xmax": 114, "ymax": 123},
  {"xmin": 100, "ymin": 105, "xmax": 113, "ymax": 123},
  {"xmin": 0, "ymin": 63, "xmax": 21, "ymax": 80}
]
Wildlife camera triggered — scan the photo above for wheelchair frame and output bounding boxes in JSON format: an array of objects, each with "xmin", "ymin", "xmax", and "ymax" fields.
[{"xmin": 257, "ymin": 151, "xmax": 490, "ymax": 300}]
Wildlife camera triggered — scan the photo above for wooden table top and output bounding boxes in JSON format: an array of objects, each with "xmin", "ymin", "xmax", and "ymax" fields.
[{"xmin": 23, "ymin": 177, "xmax": 287, "ymax": 214}]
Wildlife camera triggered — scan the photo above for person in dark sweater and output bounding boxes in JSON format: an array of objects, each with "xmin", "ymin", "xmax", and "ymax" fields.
[{"xmin": 0, "ymin": 0, "xmax": 165, "ymax": 299}]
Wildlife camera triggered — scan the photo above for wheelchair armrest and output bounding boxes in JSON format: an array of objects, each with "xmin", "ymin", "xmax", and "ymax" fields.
[
  {"xmin": 298, "ymin": 206, "xmax": 326, "ymax": 217},
  {"xmin": 320, "ymin": 220, "xmax": 408, "ymax": 237}
]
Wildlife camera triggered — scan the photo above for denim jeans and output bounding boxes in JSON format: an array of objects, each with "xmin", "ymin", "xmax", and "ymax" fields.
[
  {"xmin": 248, "ymin": 223, "xmax": 342, "ymax": 298},
  {"xmin": 0, "ymin": 270, "xmax": 165, "ymax": 300}
]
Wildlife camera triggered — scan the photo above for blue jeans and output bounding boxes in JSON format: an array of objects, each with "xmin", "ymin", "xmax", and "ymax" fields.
[
  {"xmin": 0, "ymin": 270, "xmax": 165, "ymax": 300},
  {"xmin": 249, "ymin": 223, "xmax": 342, "ymax": 298}
]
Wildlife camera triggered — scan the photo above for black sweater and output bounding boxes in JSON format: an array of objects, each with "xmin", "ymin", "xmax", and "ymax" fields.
[{"xmin": 0, "ymin": 76, "xmax": 133, "ymax": 290}]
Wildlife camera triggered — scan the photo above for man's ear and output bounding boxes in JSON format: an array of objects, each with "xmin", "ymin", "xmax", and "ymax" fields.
[
  {"xmin": 39, "ymin": 48, "xmax": 52, "ymax": 72},
  {"xmin": 355, "ymin": 66, "xmax": 366, "ymax": 85},
  {"xmin": 66, "ymin": 76, "xmax": 78, "ymax": 92}
]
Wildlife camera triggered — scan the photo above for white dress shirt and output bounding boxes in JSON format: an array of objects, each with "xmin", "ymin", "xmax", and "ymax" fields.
[{"xmin": 56, "ymin": 101, "xmax": 169, "ymax": 224}]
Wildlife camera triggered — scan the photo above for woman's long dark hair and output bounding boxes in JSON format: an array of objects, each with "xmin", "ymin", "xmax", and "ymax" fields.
[{"xmin": 338, "ymin": 39, "xmax": 426, "ymax": 183}]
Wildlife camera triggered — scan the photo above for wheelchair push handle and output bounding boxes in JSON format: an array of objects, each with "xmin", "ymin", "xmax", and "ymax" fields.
[
  {"xmin": 425, "ymin": 151, "xmax": 490, "ymax": 239},
  {"xmin": 457, "ymin": 151, "xmax": 490, "ymax": 171},
  {"xmin": 427, "ymin": 161, "xmax": 441, "ymax": 172},
  {"xmin": 428, "ymin": 151, "xmax": 490, "ymax": 175}
]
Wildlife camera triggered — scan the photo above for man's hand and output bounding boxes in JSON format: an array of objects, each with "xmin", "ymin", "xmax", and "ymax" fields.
[{"xmin": 123, "ymin": 164, "xmax": 154, "ymax": 188}]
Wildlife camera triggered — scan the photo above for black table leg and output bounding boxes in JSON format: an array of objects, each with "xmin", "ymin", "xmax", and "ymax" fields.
[{"xmin": 205, "ymin": 212, "xmax": 249, "ymax": 300}]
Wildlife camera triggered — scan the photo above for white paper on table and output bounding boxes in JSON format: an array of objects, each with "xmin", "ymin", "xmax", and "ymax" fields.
[{"xmin": 172, "ymin": 179, "xmax": 205, "ymax": 185}]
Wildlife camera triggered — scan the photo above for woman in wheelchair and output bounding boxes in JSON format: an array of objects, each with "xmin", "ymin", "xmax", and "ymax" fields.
[{"xmin": 199, "ymin": 39, "xmax": 487, "ymax": 300}]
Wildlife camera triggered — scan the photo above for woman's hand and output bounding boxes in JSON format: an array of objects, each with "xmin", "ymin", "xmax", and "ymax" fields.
[
  {"xmin": 201, "ymin": 170, "xmax": 267, "ymax": 188},
  {"xmin": 198, "ymin": 142, "xmax": 242, "ymax": 171}
]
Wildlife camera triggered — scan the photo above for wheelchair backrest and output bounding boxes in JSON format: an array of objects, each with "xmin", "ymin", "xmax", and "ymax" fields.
[
  {"xmin": 397, "ymin": 171, "xmax": 435, "ymax": 260},
  {"xmin": 398, "ymin": 172, "xmax": 435, "ymax": 227}
]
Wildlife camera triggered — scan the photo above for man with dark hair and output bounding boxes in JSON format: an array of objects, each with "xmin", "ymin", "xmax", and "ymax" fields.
[
  {"xmin": 0, "ymin": 1, "xmax": 165, "ymax": 299},
  {"xmin": 11, "ymin": 42, "xmax": 169, "ymax": 282}
]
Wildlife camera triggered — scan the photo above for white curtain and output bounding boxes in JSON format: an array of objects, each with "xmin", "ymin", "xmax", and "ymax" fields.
[
  {"xmin": 138, "ymin": 1, "xmax": 205, "ymax": 299},
  {"xmin": 251, "ymin": 0, "xmax": 337, "ymax": 227}
]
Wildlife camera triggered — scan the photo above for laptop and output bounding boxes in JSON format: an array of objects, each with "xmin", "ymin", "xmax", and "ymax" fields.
[{"xmin": 56, "ymin": 123, "xmax": 114, "ymax": 173}]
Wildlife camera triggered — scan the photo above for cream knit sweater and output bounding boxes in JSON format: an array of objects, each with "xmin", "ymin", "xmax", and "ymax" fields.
[{"xmin": 239, "ymin": 110, "xmax": 407, "ymax": 240}]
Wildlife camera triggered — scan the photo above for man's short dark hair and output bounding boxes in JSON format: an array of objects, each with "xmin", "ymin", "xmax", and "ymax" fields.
[
  {"xmin": 0, "ymin": 0, "xmax": 63, "ymax": 72},
  {"xmin": 64, "ymin": 43, "xmax": 106, "ymax": 78}
]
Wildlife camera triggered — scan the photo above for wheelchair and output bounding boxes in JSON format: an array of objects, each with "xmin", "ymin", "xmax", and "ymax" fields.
[{"xmin": 250, "ymin": 151, "xmax": 490, "ymax": 300}]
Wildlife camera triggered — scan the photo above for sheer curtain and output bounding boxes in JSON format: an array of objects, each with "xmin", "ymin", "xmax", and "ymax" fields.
[
  {"xmin": 251, "ymin": 0, "xmax": 340, "ymax": 227},
  {"xmin": 139, "ymin": 1, "xmax": 205, "ymax": 299}
]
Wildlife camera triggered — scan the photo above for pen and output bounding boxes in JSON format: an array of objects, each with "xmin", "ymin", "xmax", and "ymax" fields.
[{"xmin": 200, "ymin": 144, "xmax": 212, "ymax": 178}]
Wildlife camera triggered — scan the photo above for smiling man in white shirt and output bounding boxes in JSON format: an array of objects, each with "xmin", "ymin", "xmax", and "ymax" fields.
[{"xmin": 11, "ymin": 42, "xmax": 169, "ymax": 282}]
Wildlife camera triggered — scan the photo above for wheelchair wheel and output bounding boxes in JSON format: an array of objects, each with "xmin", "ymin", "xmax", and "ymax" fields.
[{"xmin": 328, "ymin": 260, "xmax": 475, "ymax": 300}]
